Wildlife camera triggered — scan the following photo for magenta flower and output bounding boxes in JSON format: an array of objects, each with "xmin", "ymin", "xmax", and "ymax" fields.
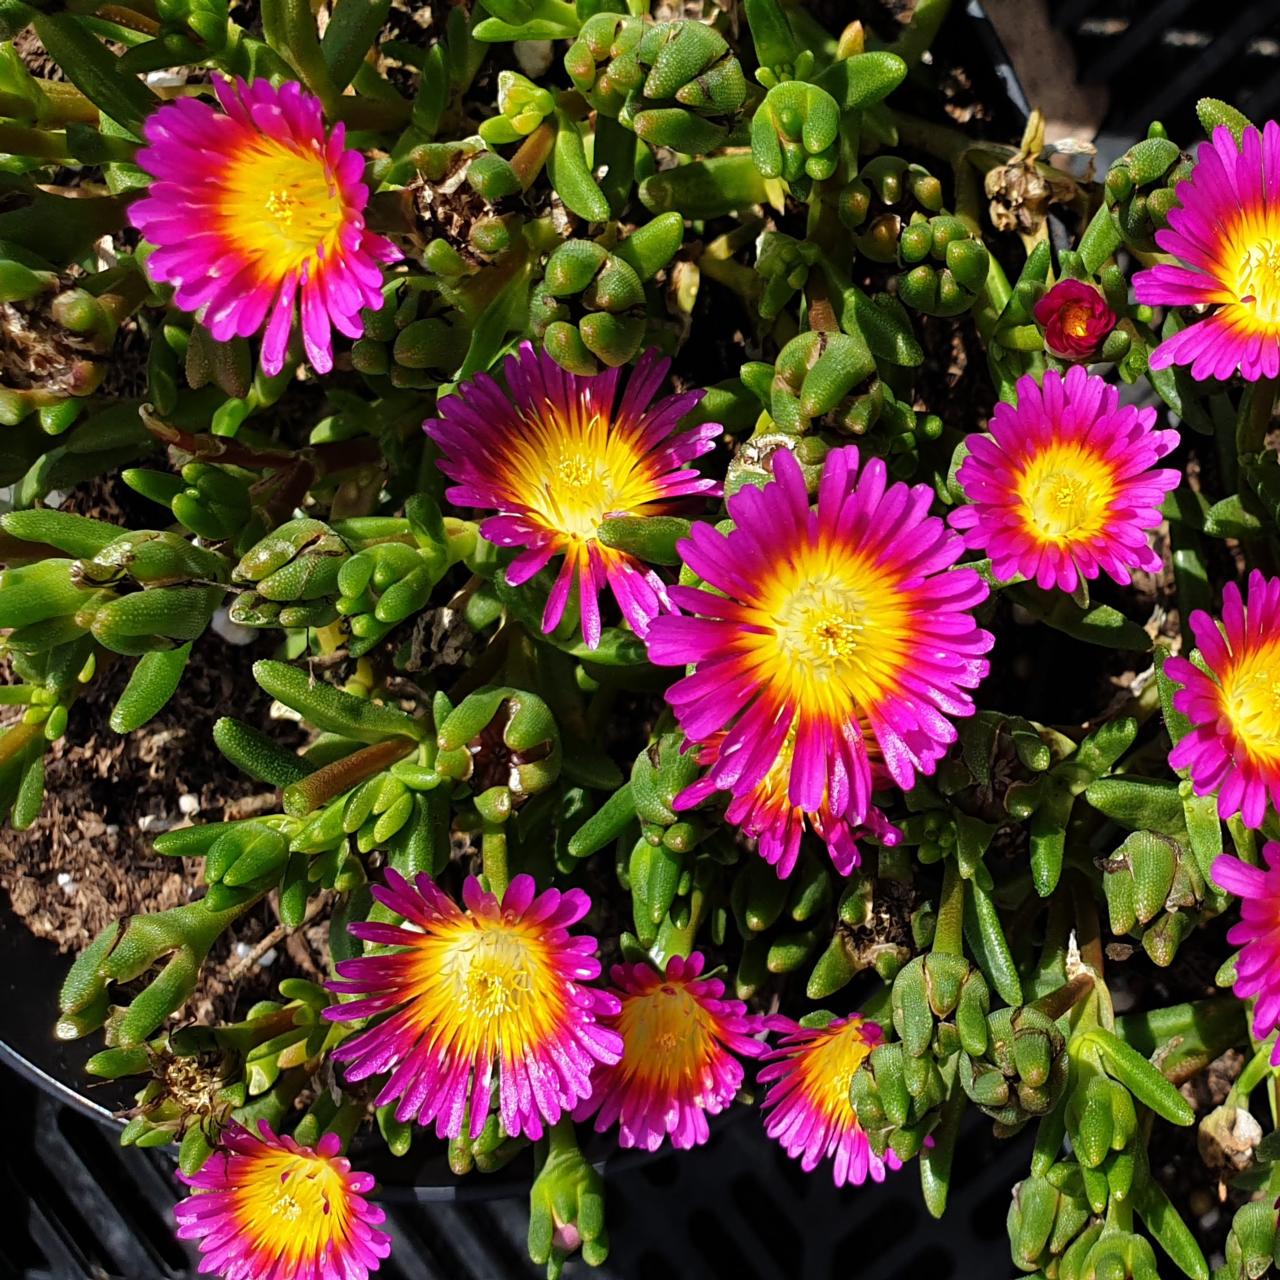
[
  {"xmin": 1033, "ymin": 279, "xmax": 1115, "ymax": 359},
  {"xmin": 324, "ymin": 871, "xmax": 622, "ymax": 1140},
  {"xmin": 130, "ymin": 77, "xmax": 400, "ymax": 375},
  {"xmin": 1134, "ymin": 122, "xmax": 1280, "ymax": 381},
  {"xmin": 1213, "ymin": 843, "xmax": 1280, "ymax": 1064},
  {"xmin": 575, "ymin": 952, "xmax": 766, "ymax": 1151},
  {"xmin": 1166, "ymin": 571, "xmax": 1280, "ymax": 828},
  {"xmin": 426, "ymin": 343, "xmax": 721, "ymax": 649},
  {"xmin": 949, "ymin": 367, "xmax": 1180, "ymax": 593},
  {"xmin": 759, "ymin": 1014, "xmax": 901, "ymax": 1187},
  {"xmin": 173, "ymin": 1121, "xmax": 390, "ymax": 1280},
  {"xmin": 647, "ymin": 445, "xmax": 992, "ymax": 830},
  {"xmin": 679, "ymin": 729, "xmax": 902, "ymax": 878}
]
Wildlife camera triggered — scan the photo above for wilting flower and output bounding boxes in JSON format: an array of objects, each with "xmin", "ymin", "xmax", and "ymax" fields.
[
  {"xmin": 576, "ymin": 952, "xmax": 765, "ymax": 1151},
  {"xmin": 325, "ymin": 871, "xmax": 622, "ymax": 1140},
  {"xmin": 426, "ymin": 343, "xmax": 721, "ymax": 649},
  {"xmin": 130, "ymin": 77, "xmax": 400, "ymax": 376},
  {"xmin": 647, "ymin": 446, "xmax": 991, "ymax": 829},
  {"xmin": 1166, "ymin": 571, "xmax": 1280, "ymax": 828},
  {"xmin": 1033, "ymin": 279, "xmax": 1115, "ymax": 359},
  {"xmin": 949, "ymin": 367, "xmax": 1180, "ymax": 593},
  {"xmin": 1134, "ymin": 122, "xmax": 1280, "ymax": 381},
  {"xmin": 1213, "ymin": 843, "xmax": 1280, "ymax": 1063},
  {"xmin": 759, "ymin": 1014, "xmax": 900, "ymax": 1187},
  {"xmin": 173, "ymin": 1121, "xmax": 390, "ymax": 1280},
  {"xmin": 679, "ymin": 727, "xmax": 902, "ymax": 879}
]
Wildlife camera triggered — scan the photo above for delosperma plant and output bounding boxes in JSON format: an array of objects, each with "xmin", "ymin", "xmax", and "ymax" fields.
[{"xmin": 4, "ymin": 0, "xmax": 1280, "ymax": 1274}]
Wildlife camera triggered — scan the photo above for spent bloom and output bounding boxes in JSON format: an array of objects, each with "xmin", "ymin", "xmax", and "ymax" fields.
[
  {"xmin": 1213, "ymin": 842, "xmax": 1280, "ymax": 1064},
  {"xmin": 130, "ymin": 77, "xmax": 399, "ymax": 376},
  {"xmin": 950, "ymin": 367, "xmax": 1180, "ymax": 594},
  {"xmin": 1166, "ymin": 571, "xmax": 1280, "ymax": 828},
  {"xmin": 426, "ymin": 343, "xmax": 721, "ymax": 649},
  {"xmin": 679, "ymin": 728, "xmax": 902, "ymax": 879},
  {"xmin": 576, "ymin": 952, "xmax": 766, "ymax": 1151},
  {"xmin": 759, "ymin": 1014, "xmax": 900, "ymax": 1187},
  {"xmin": 1033, "ymin": 279, "xmax": 1115, "ymax": 359},
  {"xmin": 1134, "ymin": 122, "xmax": 1280, "ymax": 380},
  {"xmin": 325, "ymin": 870, "xmax": 622, "ymax": 1140},
  {"xmin": 173, "ymin": 1121, "xmax": 390, "ymax": 1280},
  {"xmin": 647, "ymin": 446, "xmax": 992, "ymax": 830}
]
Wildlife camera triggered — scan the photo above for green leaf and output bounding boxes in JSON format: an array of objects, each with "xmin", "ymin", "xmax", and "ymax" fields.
[
  {"xmin": 1195, "ymin": 97, "xmax": 1252, "ymax": 144},
  {"xmin": 320, "ymin": 0, "xmax": 392, "ymax": 92},
  {"xmin": 109, "ymin": 643, "xmax": 192, "ymax": 733},
  {"xmin": 1009, "ymin": 584, "xmax": 1151, "ymax": 650},
  {"xmin": 547, "ymin": 109, "xmax": 610, "ymax": 222},
  {"xmin": 1, "ymin": 508, "xmax": 121, "ymax": 557},
  {"xmin": 1135, "ymin": 1177, "xmax": 1209, "ymax": 1280},
  {"xmin": 252, "ymin": 659, "xmax": 426, "ymax": 743},
  {"xmin": 1088, "ymin": 1027, "xmax": 1195, "ymax": 1126},
  {"xmin": 31, "ymin": 13, "xmax": 157, "ymax": 137},
  {"xmin": 213, "ymin": 716, "xmax": 312, "ymax": 788}
]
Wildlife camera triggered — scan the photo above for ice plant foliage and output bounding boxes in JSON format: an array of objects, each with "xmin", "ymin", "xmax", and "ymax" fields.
[
  {"xmin": 1033, "ymin": 279, "xmax": 1115, "ymax": 359},
  {"xmin": 648, "ymin": 446, "xmax": 992, "ymax": 829},
  {"xmin": 1134, "ymin": 122, "xmax": 1280, "ymax": 380},
  {"xmin": 1166, "ymin": 571, "xmax": 1280, "ymax": 828},
  {"xmin": 426, "ymin": 343, "xmax": 721, "ymax": 649},
  {"xmin": 324, "ymin": 871, "xmax": 622, "ymax": 1139},
  {"xmin": 130, "ymin": 77, "xmax": 400, "ymax": 375},
  {"xmin": 950, "ymin": 367, "xmax": 1180, "ymax": 593},
  {"xmin": 577, "ymin": 952, "xmax": 765, "ymax": 1151},
  {"xmin": 173, "ymin": 1121, "xmax": 390, "ymax": 1280},
  {"xmin": 760, "ymin": 1014, "xmax": 899, "ymax": 1187},
  {"xmin": 1213, "ymin": 843, "xmax": 1280, "ymax": 1064},
  {"xmin": 679, "ymin": 729, "xmax": 902, "ymax": 878}
]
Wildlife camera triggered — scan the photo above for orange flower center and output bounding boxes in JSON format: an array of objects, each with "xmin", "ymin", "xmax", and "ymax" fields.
[
  {"xmin": 1061, "ymin": 302, "xmax": 1093, "ymax": 339},
  {"xmin": 616, "ymin": 981, "xmax": 717, "ymax": 1090},
  {"xmin": 399, "ymin": 914, "xmax": 566, "ymax": 1062},
  {"xmin": 1218, "ymin": 639, "xmax": 1280, "ymax": 764},
  {"xmin": 745, "ymin": 541, "xmax": 912, "ymax": 723},
  {"xmin": 229, "ymin": 1145, "xmax": 354, "ymax": 1264},
  {"xmin": 218, "ymin": 137, "xmax": 347, "ymax": 273},
  {"xmin": 794, "ymin": 1017, "xmax": 875, "ymax": 1128}
]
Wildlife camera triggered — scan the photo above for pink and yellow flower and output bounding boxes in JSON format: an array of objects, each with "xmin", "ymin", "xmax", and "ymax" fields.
[
  {"xmin": 679, "ymin": 727, "xmax": 902, "ymax": 879},
  {"xmin": 1166, "ymin": 571, "xmax": 1280, "ymax": 828},
  {"xmin": 173, "ymin": 1121, "xmax": 390, "ymax": 1280},
  {"xmin": 759, "ymin": 1013, "xmax": 900, "ymax": 1187},
  {"xmin": 130, "ymin": 77, "xmax": 400, "ymax": 376},
  {"xmin": 1134, "ymin": 122, "xmax": 1280, "ymax": 381},
  {"xmin": 324, "ymin": 871, "xmax": 622, "ymax": 1140},
  {"xmin": 1213, "ymin": 843, "xmax": 1280, "ymax": 1063},
  {"xmin": 949, "ymin": 367, "xmax": 1179, "ymax": 594},
  {"xmin": 426, "ymin": 343, "xmax": 721, "ymax": 649},
  {"xmin": 1033, "ymin": 279, "xmax": 1115, "ymax": 360},
  {"xmin": 575, "ymin": 952, "xmax": 765, "ymax": 1151},
  {"xmin": 646, "ymin": 445, "xmax": 992, "ymax": 829}
]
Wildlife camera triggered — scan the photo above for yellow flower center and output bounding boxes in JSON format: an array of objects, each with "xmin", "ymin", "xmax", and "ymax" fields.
[
  {"xmin": 616, "ymin": 981, "xmax": 716, "ymax": 1091},
  {"xmin": 1219, "ymin": 640, "xmax": 1280, "ymax": 763},
  {"xmin": 450, "ymin": 929, "xmax": 534, "ymax": 1020},
  {"xmin": 1015, "ymin": 440, "xmax": 1117, "ymax": 546},
  {"xmin": 1234, "ymin": 235, "xmax": 1280, "ymax": 326},
  {"xmin": 218, "ymin": 138, "xmax": 347, "ymax": 274},
  {"xmin": 230, "ymin": 1145, "xmax": 354, "ymax": 1263},
  {"xmin": 795, "ymin": 1017, "xmax": 875, "ymax": 1128},
  {"xmin": 402, "ymin": 914, "xmax": 565, "ymax": 1063},
  {"xmin": 497, "ymin": 405, "xmax": 667, "ymax": 550},
  {"xmin": 747, "ymin": 542, "xmax": 912, "ymax": 724}
]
